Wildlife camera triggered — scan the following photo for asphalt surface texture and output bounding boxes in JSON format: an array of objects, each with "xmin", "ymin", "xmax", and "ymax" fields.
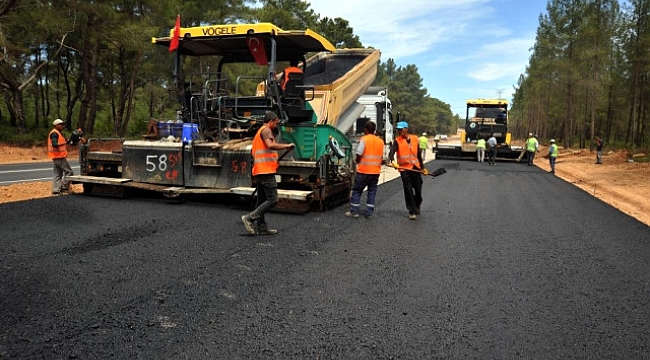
[{"xmin": 2, "ymin": 159, "xmax": 649, "ymax": 359}]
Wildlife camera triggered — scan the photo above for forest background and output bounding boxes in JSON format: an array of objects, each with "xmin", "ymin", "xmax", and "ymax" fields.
[{"xmin": 0, "ymin": 0, "xmax": 648, "ymax": 156}]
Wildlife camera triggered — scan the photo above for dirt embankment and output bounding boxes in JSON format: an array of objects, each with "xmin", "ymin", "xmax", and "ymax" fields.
[
  {"xmin": 0, "ymin": 145, "xmax": 83, "ymax": 202},
  {"xmin": 1, "ymin": 143, "xmax": 649, "ymax": 227},
  {"xmin": 535, "ymin": 147, "xmax": 649, "ymax": 227}
]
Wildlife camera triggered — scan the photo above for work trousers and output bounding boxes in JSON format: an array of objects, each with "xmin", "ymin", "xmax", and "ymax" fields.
[
  {"xmin": 549, "ymin": 156, "xmax": 557, "ymax": 173},
  {"xmin": 349, "ymin": 173, "xmax": 380, "ymax": 216},
  {"xmin": 527, "ymin": 150, "xmax": 536, "ymax": 165},
  {"xmin": 249, "ymin": 174, "xmax": 279, "ymax": 231},
  {"xmin": 488, "ymin": 147, "xmax": 497, "ymax": 164},
  {"xmin": 52, "ymin": 157, "xmax": 73, "ymax": 193},
  {"xmin": 400, "ymin": 171, "xmax": 423, "ymax": 215},
  {"xmin": 476, "ymin": 148, "xmax": 485, "ymax": 162}
]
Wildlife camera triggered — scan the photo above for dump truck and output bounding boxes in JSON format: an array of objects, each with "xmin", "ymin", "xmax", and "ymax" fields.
[
  {"xmin": 434, "ymin": 98, "xmax": 522, "ymax": 160},
  {"xmin": 69, "ymin": 22, "xmax": 380, "ymax": 212}
]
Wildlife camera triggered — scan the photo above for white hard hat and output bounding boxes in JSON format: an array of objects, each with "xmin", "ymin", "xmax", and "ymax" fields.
[
  {"xmin": 422, "ymin": 132, "xmax": 427, "ymax": 136},
  {"xmin": 52, "ymin": 119, "xmax": 64, "ymax": 126},
  {"xmin": 550, "ymin": 139, "xmax": 555, "ymax": 143}
]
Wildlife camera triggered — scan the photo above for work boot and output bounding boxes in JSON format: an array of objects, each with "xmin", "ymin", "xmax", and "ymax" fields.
[
  {"xmin": 241, "ymin": 215, "xmax": 255, "ymax": 234},
  {"xmin": 345, "ymin": 211, "xmax": 359, "ymax": 218},
  {"xmin": 408, "ymin": 214, "xmax": 416, "ymax": 220},
  {"xmin": 257, "ymin": 228, "xmax": 278, "ymax": 235}
]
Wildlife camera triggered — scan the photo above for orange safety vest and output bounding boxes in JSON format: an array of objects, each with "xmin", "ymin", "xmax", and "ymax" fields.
[
  {"xmin": 47, "ymin": 129, "xmax": 68, "ymax": 159},
  {"xmin": 395, "ymin": 134, "xmax": 420, "ymax": 171},
  {"xmin": 356, "ymin": 134, "xmax": 384, "ymax": 175},
  {"xmin": 252, "ymin": 125, "xmax": 279, "ymax": 176},
  {"xmin": 281, "ymin": 66, "xmax": 303, "ymax": 90}
]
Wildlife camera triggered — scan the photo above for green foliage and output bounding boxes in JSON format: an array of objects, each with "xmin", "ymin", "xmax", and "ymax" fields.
[
  {"xmin": 373, "ymin": 59, "xmax": 455, "ymax": 136},
  {"xmin": 316, "ymin": 17, "xmax": 362, "ymax": 48},
  {"xmin": 512, "ymin": 0, "xmax": 647, "ymax": 149},
  {"xmin": 252, "ymin": 0, "xmax": 319, "ymax": 29},
  {"xmin": 0, "ymin": 123, "xmax": 49, "ymax": 146},
  {"xmin": 0, "ymin": 0, "xmax": 450, "ymax": 146}
]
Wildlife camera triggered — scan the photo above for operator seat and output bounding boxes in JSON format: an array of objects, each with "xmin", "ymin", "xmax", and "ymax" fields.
[
  {"xmin": 283, "ymin": 72, "xmax": 316, "ymax": 123},
  {"xmin": 283, "ymin": 72, "xmax": 305, "ymax": 108}
]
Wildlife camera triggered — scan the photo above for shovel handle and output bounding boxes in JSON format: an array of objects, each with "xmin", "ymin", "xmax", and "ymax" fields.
[{"xmin": 278, "ymin": 145, "xmax": 294, "ymax": 162}]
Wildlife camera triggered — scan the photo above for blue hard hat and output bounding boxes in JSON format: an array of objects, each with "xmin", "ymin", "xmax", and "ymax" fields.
[{"xmin": 396, "ymin": 121, "xmax": 408, "ymax": 129}]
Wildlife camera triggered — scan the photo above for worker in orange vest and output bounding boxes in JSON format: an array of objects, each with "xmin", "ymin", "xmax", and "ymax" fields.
[
  {"xmin": 47, "ymin": 119, "xmax": 74, "ymax": 195},
  {"xmin": 281, "ymin": 58, "xmax": 303, "ymax": 91},
  {"xmin": 346, "ymin": 121, "xmax": 385, "ymax": 219},
  {"xmin": 241, "ymin": 111, "xmax": 294, "ymax": 235},
  {"xmin": 389, "ymin": 121, "xmax": 428, "ymax": 220}
]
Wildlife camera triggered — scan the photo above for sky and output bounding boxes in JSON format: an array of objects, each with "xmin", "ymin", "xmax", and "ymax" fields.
[{"xmin": 307, "ymin": 0, "xmax": 550, "ymax": 117}]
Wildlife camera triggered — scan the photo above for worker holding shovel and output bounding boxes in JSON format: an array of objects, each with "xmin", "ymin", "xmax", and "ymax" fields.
[{"xmin": 389, "ymin": 121, "xmax": 427, "ymax": 220}]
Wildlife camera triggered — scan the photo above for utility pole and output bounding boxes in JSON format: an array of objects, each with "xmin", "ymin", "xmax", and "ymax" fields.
[{"xmin": 496, "ymin": 89, "xmax": 505, "ymax": 99}]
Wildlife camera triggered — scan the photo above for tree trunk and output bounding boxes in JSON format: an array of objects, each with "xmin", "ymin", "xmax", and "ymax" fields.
[
  {"xmin": 12, "ymin": 88, "xmax": 26, "ymax": 134},
  {"xmin": 79, "ymin": 36, "xmax": 99, "ymax": 134},
  {"xmin": 3, "ymin": 92, "xmax": 16, "ymax": 127},
  {"xmin": 113, "ymin": 48, "xmax": 127, "ymax": 136},
  {"xmin": 121, "ymin": 50, "xmax": 142, "ymax": 137}
]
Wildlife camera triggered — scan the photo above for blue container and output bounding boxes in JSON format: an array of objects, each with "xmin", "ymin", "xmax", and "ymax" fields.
[
  {"xmin": 157, "ymin": 121, "xmax": 170, "ymax": 138},
  {"xmin": 172, "ymin": 121, "xmax": 183, "ymax": 138},
  {"xmin": 182, "ymin": 123, "xmax": 198, "ymax": 143}
]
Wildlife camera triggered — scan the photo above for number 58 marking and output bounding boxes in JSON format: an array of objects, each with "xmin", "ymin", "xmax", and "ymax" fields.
[{"xmin": 146, "ymin": 154, "xmax": 168, "ymax": 172}]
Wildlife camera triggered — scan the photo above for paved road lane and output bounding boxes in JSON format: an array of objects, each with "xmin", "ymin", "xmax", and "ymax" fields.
[
  {"xmin": 0, "ymin": 161, "xmax": 80, "ymax": 185},
  {"xmin": 1, "ymin": 159, "xmax": 649, "ymax": 359}
]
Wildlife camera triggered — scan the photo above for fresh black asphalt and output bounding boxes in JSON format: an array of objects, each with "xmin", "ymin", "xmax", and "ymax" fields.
[{"xmin": 2, "ymin": 159, "xmax": 649, "ymax": 359}]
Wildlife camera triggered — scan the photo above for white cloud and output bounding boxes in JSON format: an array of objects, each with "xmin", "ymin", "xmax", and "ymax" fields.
[
  {"xmin": 467, "ymin": 62, "xmax": 524, "ymax": 81},
  {"xmin": 306, "ymin": 0, "xmax": 545, "ymax": 114},
  {"xmin": 309, "ymin": 0, "xmax": 497, "ymax": 60},
  {"xmin": 464, "ymin": 37, "xmax": 534, "ymax": 81}
]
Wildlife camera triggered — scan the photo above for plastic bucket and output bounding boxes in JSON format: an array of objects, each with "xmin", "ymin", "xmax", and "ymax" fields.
[
  {"xmin": 182, "ymin": 123, "xmax": 198, "ymax": 143},
  {"xmin": 172, "ymin": 122, "xmax": 183, "ymax": 138},
  {"xmin": 157, "ymin": 121, "xmax": 170, "ymax": 138}
]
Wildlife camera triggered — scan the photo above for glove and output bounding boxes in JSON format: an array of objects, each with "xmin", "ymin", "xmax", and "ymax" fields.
[
  {"xmin": 422, "ymin": 168, "xmax": 429, "ymax": 175},
  {"xmin": 391, "ymin": 161, "xmax": 399, "ymax": 169}
]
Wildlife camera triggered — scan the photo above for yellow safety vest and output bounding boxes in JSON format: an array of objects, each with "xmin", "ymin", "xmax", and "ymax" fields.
[
  {"xmin": 418, "ymin": 136, "xmax": 428, "ymax": 149},
  {"xmin": 526, "ymin": 137, "xmax": 538, "ymax": 152},
  {"xmin": 550, "ymin": 144, "xmax": 559, "ymax": 158}
]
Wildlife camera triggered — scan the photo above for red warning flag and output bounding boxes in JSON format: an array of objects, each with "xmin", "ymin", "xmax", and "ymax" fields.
[
  {"xmin": 247, "ymin": 36, "xmax": 268, "ymax": 65},
  {"xmin": 168, "ymin": 15, "xmax": 181, "ymax": 53}
]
